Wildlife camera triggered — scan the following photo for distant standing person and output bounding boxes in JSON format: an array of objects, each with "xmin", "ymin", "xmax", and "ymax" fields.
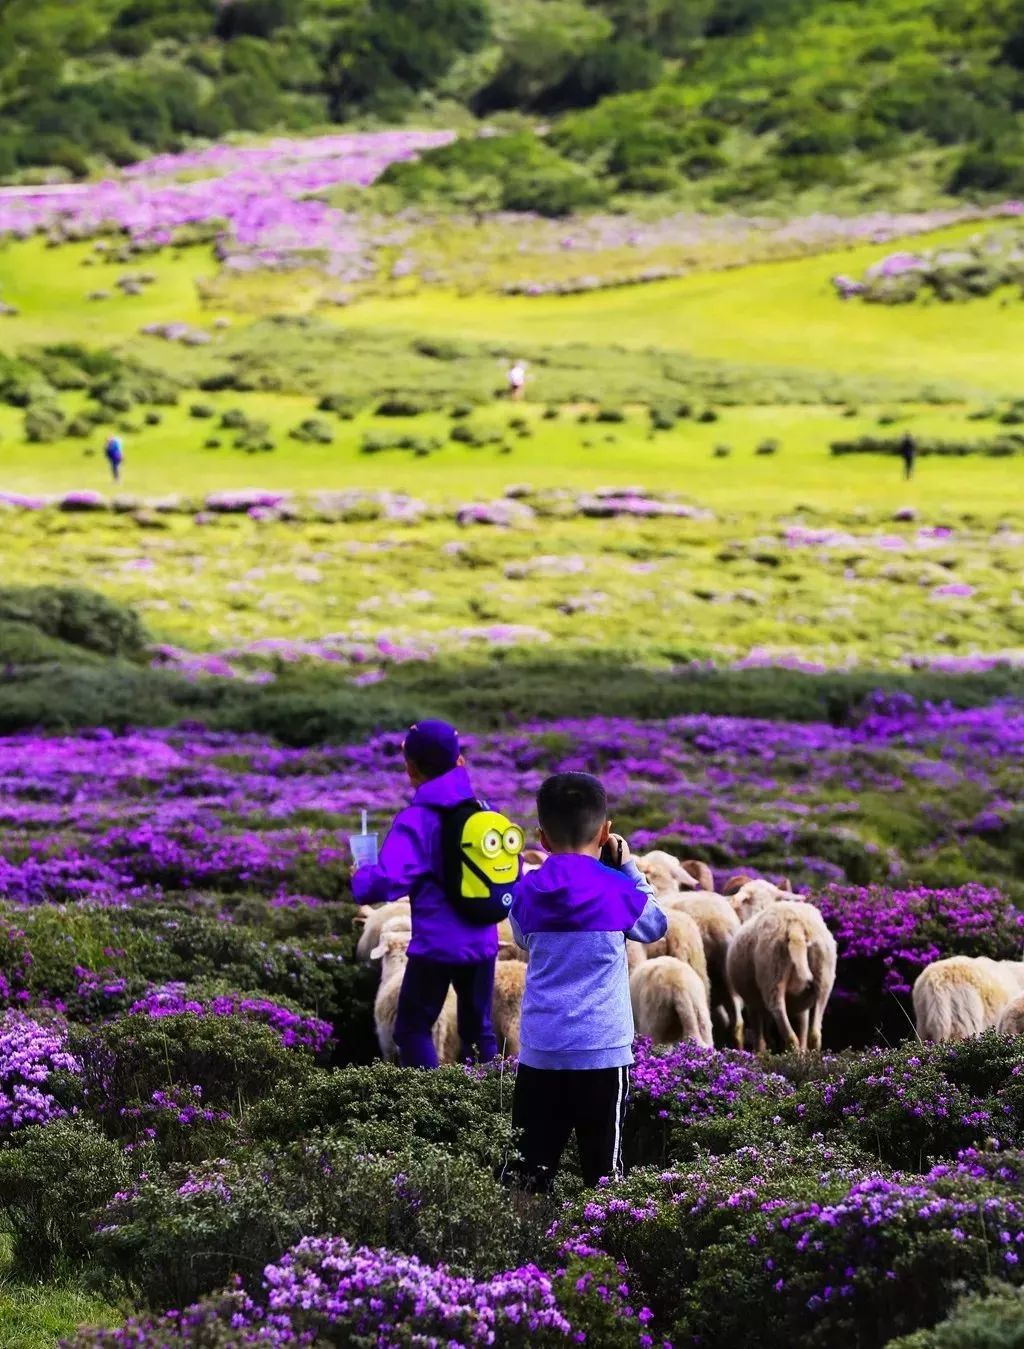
[
  {"xmin": 105, "ymin": 434, "xmax": 124, "ymax": 483},
  {"xmin": 899, "ymin": 432, "xmax": 916, "ymax": 482},
  {"xmin": 507, "ymin": 361, "xmax": 527, "ymax": 402}
]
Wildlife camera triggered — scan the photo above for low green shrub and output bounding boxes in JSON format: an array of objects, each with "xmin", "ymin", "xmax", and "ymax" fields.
[
  {"xmin": 555, "ymin": 1145, "xmax": 1024, "ymax": 1348},
  {"xmin": 70, "ymin": 1012, "xmax": 318, "ymax": 1117},
  {"xmin": 783, "ymin": 1036, "xmax": 1024, "ymax": 1169},
  {"xmin": 0, "ymin": 1118, "xmax": 129, "ymax": 1276},
  {"xmin": 0, "ymin": 586, "xmax": 147, "ymax": 658},
  {"xmin": 289, "ymin": 417, "xmax": 334, "ymax": 444},
  {"xmin": 317, "ymin": 392, "xmax": 360, "ymax": 419},
  {"xmin": 24, "ymin": 403, "xmax": 67, "ymax": 443},
  {"xmin": 250, "ymin": 1063, "xmax": 513, "ymax": 1166},
  {"xmin": 888, "ymin": 1284, "xmax": 1024, "ymax": 1348},
  {"xmin": 376, "ymin": 395, "xmax": 428, "ymax": 417},
  {"xmin": 94, "ymin": 1135, "xmax": 537, "ymax": 1308}
]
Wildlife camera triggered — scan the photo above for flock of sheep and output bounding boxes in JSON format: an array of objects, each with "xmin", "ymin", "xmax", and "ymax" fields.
[{"xmin": 354, "ymin": 850, "xmax": 1024, "ymax": 1059}]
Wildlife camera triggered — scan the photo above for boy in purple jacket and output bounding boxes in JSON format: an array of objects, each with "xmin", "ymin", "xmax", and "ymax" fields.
[
  {"xmin": 505, "ymin": 772, "xmax": 667, "ymax": 1192},
  {"xmin": 351, "ymin": 720, "xmax": 499, "ymax": 1068}
]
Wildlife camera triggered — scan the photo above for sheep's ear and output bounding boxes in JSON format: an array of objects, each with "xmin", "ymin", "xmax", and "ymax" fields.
[
  {"xmin": 723, "ymin": 875, "xmax": 751, "ymax": 896},
  {"xmin": 369, "ymin": 942, "xmax": 387, "ymax": 960},
  {"xmin": 676, "ymin": 869, "xmax": 699, "ymax": 890},
  {"xmin": 779, "ymin": 877, "xmax": 793, "ymax": 893}
]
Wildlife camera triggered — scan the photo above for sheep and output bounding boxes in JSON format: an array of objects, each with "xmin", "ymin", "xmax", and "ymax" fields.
[
  {"xmin": 637, "ymin": 850, "xmax": 699, "ymax": 898},
  {"xmin": 370, "ymin": 931, "xmax": 459, "ymax": 1063},
  {"xmin": 913, "ymin": 956, "xmax": 1024, "ymax": 1042},
  {"xmin": 680, "ymin": 859, "xmax": 715, "ymax": 892},
  {"xmin": 726, "ymin": 901, "xmax": 837, "ymax": 1054},
  {"xmin": 626, "ymin": 939, "xmax": 648, "ymax": 976},
  {"xmin": 630, "ymin": 957, "xmax": 714, "ymax": 1048},
  {"xmin": 644, "ymin": 910, "xmax": 710, "ymax": 995},
  {"xmin": 355, "ymin": 899, "xmax": 411, "ymax": 962},
  {"xmin": 664, "ymin": 892, "xmax": 743, "ymax": 1047},
  {"xmin": 492, "ymin": 957, "xmax": 527, "ymax": 1057},
  {"xmin": 724, "ymin": 877, "xmax": 797, "ymax": 925},
  {"xmin": 998, "ymin": 992, "xmax": 1024, "ymax": 1038},
  {"xmin": 497, "ymin": 917, "xmax": 529, "ymax": 963}
]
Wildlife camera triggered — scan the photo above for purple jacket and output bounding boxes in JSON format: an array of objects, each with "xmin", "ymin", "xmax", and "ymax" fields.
[{"xmin": 350, "ymin": 766, "xmax": 498, "ymax": 964}]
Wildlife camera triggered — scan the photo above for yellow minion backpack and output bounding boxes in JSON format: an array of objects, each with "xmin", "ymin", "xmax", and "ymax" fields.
[{"xmin": 433, "ymin": 798, "xmax": 525, "ymax": 924}]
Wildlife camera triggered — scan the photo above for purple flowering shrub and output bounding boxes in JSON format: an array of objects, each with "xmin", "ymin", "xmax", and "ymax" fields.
[
  {"xmin": 781, "ymin": 1036, "xmax": 1024, "ymax": 1168},
  {"xmin": 625, "ymin": 1038, "xmax": 795, "ymax": 1166},
  {"xmin": 71, "ymin": 1012, "xmax": 318, "ymax": 1128},
  {"xmin": 127, "ymin": 984, "xmax": 334, "ymax": 1055},
  {"xmin": 554, "ymin": 1141, "xmax": 865, "ymax": 1334},
  {"xmin": 93, "ymin": 1136, "xmax": 549, "ymax": 1310},
  {"xmin": 0, "ymin": 1012, "xmax": 79, "ymax": 1133},
  {"xmin": 713, "ymin": 1153, "xmax": 1024, "ymax": 1349},
  {"xmin": 68, "ymin": 1238, "xmax": 652, "ymax": 1348},
  {"xmin": 816, "ymin": 884, "xmax": 1024, "ymax": 1045},
  {"xmin": 556, "ymin": 1146, "xmax": 1024, "ymax": 1348}
]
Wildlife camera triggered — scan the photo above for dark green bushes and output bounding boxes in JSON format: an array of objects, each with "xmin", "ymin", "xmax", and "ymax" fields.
[
  {"xmin": 0, "ymin": 586, "xmax": 147, "ymax": 658},
  {"xmin": 94, "ymin": 1136, "xmax": 537, "ymax": 1308},
  {"xmin": 380, "ymin": 134, "xmax": 608, "ymax": 217},
  {"xmin": 831, "ymin": 435, "xmax": 1024, "ymax": 458},
  {"xmin": 0, "ymin": 1119, "xmax": 129, "ymax": 1276}
]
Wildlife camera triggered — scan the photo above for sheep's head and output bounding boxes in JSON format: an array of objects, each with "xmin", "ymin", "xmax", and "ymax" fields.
[
  {"xmin": 637, "ymin": 857, "xmax": 682, "ymax": 899},
  {"xmin": 729, "ymin": 879, "xmax": 800, "ymax": 924},
  {"xmin": 680, "ymin": 859, "xmax": 714, "ymax": 892},
  {"xmin": 723, "ymin": 874, "xmax": 755, "ymax": 897},
  {"xmin": 370, "ymin": 930, "xmax": 411, "ymax": 976}
]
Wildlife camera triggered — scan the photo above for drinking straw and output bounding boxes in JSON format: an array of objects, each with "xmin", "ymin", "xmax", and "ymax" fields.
[{"xmin": 361, "ymin": 809, "xmax": 368, "ymax": 835}]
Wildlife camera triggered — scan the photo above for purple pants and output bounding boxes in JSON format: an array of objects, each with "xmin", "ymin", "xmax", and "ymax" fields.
[{"xmin": 394, "ymin": 953, "xmax": 498, "ymax": 1069}]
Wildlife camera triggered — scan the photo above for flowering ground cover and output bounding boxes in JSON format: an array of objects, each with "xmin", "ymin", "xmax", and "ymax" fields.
[{"xmin": 0, "ymin": 501, "xmax": 1019, "ymax": 685}]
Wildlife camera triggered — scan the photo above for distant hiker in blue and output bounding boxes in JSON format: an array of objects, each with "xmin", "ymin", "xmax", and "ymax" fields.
[
  {"xmin": 105, "ymin": 435, "xmax": 124, "ymax": 483},
  {"xmin": 504, "ymin": 771, "xmax": 667, "ymax": 1192}
]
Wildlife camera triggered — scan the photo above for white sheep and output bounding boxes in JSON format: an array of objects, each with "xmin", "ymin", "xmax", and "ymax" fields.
[
  {"xmin": 637, "ymin": 850, "xmax": 699, "ymax": 898},
  {"xmin": 726, "ymin": 901, "xmax": 836, "ymax": 1054},
  {"xmin": 663, "ymin": 892, "xmax": 743, "ymax": 1047},
  {"xmin": 679, "ymin": 859, "xmax": 715, "ymax": 892},
  {"xmin": 913, "ymin": 956, "xmax": 1024, "ymax": 1042},
  {"xmin": 370, "ymin": 931, "xmax": 459, "ymax": 1063},
  {"xmin": 644, "ymin": 909, "xmax": 709, "ymax": 995},
  {"xmin": 630, "ymin": 956, "xmax": 714, "ymax": 1047},
  {"xmin": 998, "ymin": 992, "xmax": 1024, "ymax": 1038},
  {"xmin": 723, "ymin": 876, "xmax": 798, "ymax": 925},
  {"xmin": 492, "ymin": 958, "xmax": 527, "ymax": 1058},
  {"xmin": 355, "ymin": 899, "xmax": 411, "ymax": 962},
  {"xmin": 497, "ymin": 917, "xmax": 528, "ymax": 962}
]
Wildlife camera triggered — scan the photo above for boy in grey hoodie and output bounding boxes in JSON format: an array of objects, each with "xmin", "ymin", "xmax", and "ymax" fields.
[{"xmin": 504, "ymin": 771, "xmax": 667, "ymax": 1192}]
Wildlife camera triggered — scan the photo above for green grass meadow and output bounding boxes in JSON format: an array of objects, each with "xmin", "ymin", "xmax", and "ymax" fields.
[{"xmin": 0, "ymin": 222, "xmax": 1021, "ymax": 514}]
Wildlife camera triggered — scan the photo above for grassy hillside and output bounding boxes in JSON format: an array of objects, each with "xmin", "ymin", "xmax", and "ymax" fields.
[{"xmin": 6, "ymin": 0, "xmax": 1024, "ymax": 209}]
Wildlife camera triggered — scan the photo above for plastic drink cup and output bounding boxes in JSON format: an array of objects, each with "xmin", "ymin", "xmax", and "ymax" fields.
[{"xmin": 350, "ymin": 832, "xmax": 379, "ymax": 868}]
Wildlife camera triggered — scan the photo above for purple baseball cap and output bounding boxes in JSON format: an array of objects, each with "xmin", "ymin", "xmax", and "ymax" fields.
[{"xmin": 403, "ymin": 719, "xmax": 461, "ymax": 777}]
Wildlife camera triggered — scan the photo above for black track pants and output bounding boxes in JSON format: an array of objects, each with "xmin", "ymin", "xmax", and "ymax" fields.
[{"xmin": 504, "ymin": 1063, "xmax": 630, "ymax": 1192}]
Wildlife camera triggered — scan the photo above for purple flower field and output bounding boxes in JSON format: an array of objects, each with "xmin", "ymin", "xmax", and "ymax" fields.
[{"xmin": 0, "ymin": 696, "xmax": 1017, "ymax": 1345}]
